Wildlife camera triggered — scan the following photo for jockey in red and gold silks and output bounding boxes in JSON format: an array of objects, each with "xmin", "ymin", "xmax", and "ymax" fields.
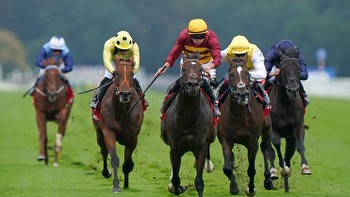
[
  {"xmin": 164, "ymin": 28, "xmax": 222, "ymax": 70},
  {"xmin": 154, "ymin": 18, "xmax": 222, "ymax": 118}
]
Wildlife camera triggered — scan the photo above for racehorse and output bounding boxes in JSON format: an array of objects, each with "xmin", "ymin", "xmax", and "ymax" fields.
[
  {"xmin": 160, "ymin": 56, "xmax": 216, "ymax": 197},
  {"xmin": 267, "ymin": 48, "xmax": 311, "ymax": 192},
  {"xmin": 33, "ymin": 65, "xmax": 73, "ymax": 167},
  {"xmin": 217, "ymin": 57, "xmax": 273, "ymax": 196},
  {"xmin": 92, "ymin": 57, "xmax": 144, "ymax": 193}
]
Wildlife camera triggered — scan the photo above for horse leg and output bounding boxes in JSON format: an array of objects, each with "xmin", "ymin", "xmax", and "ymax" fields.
[
  {"xmin": 222, "ymin": 141, "xmax": 239, "ymax": 195},
  {"xmin": 36, "ymin": 111, "xmax": 48, "ymax": 164},
  {"xmin": 103, "ymin": 131, "xmax": 121, "ymax": 193},
  {"xmin": 53, "ymin": 112, "xmax": 68, "ymax": 167},
  {"xmin": 122, "ymin": 139, "xmax": 137, "ymax": 189},
  {"xmin": 260, "ymin": 136, "xmax": 274, "ymax": 190},
  {"xmin": 294, "ymin": 126, "xmax": 311, "ymax": 175},
  {"xmin": 272, "ymin": 139, "xmax": 291, "ymax": 177},
  {"xmin": 96, "ymin": 128, "xmax": 111, "ymax": 178},
  {"xmin": 168, "ymin": 148, "xmax": 185, "ymax": 195},
  {"xmin": 268, "ymin": 145, "xmax": 278, "ymax": 180},
  {"xmin": 194, "ymin": 144, "xmax": 208, "ymax": 197},
  {"xmin": 204, "ymin": 144, "xmax": 215, "ymax": 173},
  {"xmin": 245, "ymin": 142, "xmax": 258, "ymax": 196},
  {"xmin": 284, "ymin": 137, "xmax": 296, "ymax": 169}
]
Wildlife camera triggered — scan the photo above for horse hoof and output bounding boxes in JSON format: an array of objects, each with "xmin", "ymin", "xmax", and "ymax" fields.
[
  {"xmin": 37, "ymin": 155, "xmax": 46, "ymax": 161},
  {"xmin": 270, "ymin": 167, "xmax": 279, "ymax": 180},
  {"xmin": 112, "ymin": 186, "xmax": 121, "ymax": 193},
  {"xmin": 102, "ymin": 169, "xmax": 112, "ymax": 178},
  {"xmin": 301, "ymin": 164, "xmax": 312, "ymax": 175},
  {"xmin": 245, "ymin": 187, "xmax": 256, "ymax": 196},
  {"xmin": 53, "ymin": 162, "xmax": 59, "ymax": 167},
  {"xmin": 264, "ymin": 179, "xmax": 274, "ymax": 190},
  {"xmin": 205, "ymin": 159, "xmax": 215, "ymax": 173},
  {"xmin": 168, "ymin": 183, "xmax": 186, "ymax": 195},
  {"xmin": 281, "ymin": 166, "xmax": 292, "ymax": 177},
  {"xmin": 230, "ymin": 181, "xmax": 239, "ymax": 195}
]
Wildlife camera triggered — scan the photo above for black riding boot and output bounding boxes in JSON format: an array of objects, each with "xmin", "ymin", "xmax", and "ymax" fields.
[
  {"xmin": 90, "ymin": 77, "xmax": 111, "ymax": 109},
  {"xmin": 264, "ymin": 79, "xmax": 272, "ymax": 90},
  {"xmin": 133, "ymin": 78, "xmax": 148, "ymax": 107},
  {"xmin": 299, "ymin": 82, "xmax": 310, "ymax": 106},
  {"xmin": 160, "ymin": 78, "xmax": 180, "ymax": 112},
  {"xmin": 256, "ymin": 82, "xmax": 271, "ymax": 110},
  {"xmin": 202, "ymin": 80, "xmax": 221, "ymax": 117}
]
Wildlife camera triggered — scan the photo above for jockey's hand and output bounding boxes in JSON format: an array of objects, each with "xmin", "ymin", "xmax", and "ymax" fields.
[
  {"xmin": 269, "ymin": 68, "xmax": 280, "ymax": 77},
  {"xmin": 202, "ymin": 63, "xmax": 215, "ymax": 75},
  {"xmin": 154, "ymin": 62, "xmax": 169, "ymax": 77},
  {"xmin": 45, "ymin": 58, "xmax": 62, "ymax": 67}
]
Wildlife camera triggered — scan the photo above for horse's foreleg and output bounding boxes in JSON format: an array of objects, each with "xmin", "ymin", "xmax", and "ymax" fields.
[
  {"xmin": 123, "ymin": 139, "xmax": 137, "ymax": 189},
  {"xmin": 222, "ymin": 141, "xmax": 238, "ymax": 195},
  {"xmin": 104, "ymin": 132, "xmax": 121, "ymax": 193},
  {"xmin": 194, "ymin": 144, "xmax": 207, "ymax": 197},
  {"xmin": 96, "ymin": 128, "xmax": 111, "ymax": 178},
  {"xmin": 245, "ymin": 142, "xmax": 258, "ymax": 196},
  {"xmin": 294, "ymin": 126, "xmax": 311, "ymax": 175},
  {"xmin": 168, "ymin": 148, "xmax": 185, "ymax": 195},
  {"xmin": 36, "ymin": 112, "xmax": 47, "ymax": 164}
]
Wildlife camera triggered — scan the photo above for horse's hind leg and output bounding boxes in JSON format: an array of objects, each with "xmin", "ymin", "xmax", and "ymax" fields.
[
  {"xmin": 122, "ymin": 139, "xmax": 137, "ymax": 189},
  {"xmin": 272, "ymin": 139, "xmax": 291, "ymax": 177},
  {"xmin": 260, "ymin": 139, "xmax": 274, "ymax": 190},
  {"xmin": 204, "ymin": 144, "xmax": 215, "ymax": 173},
  {"xmin": 294, "ymin": 127, "xmax": 311, "ymax": 175}
]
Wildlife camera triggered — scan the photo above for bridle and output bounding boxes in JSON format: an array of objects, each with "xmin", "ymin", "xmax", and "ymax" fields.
[
  {"xmin": 113, "ymin": 63, "xmax": 134, "ymax": 103},
  {"xmin": 276, "ymin": 57, "xmax": 301, "ymax": 99},
  {"xmin": 181, "ymin": 59, "xmax": 204, "ymax": 96},
  {"xmin": 36, "ymin": 65, "xmax": 65, "ymax": 102},
  {"xmin": 228, "ymin": 64, "xmax": 251, "ymax": 105}
]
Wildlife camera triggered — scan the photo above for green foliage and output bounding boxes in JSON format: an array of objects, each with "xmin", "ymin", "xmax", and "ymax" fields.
[
  {"xmin": 1, "ymin": 0, "xmax": 350, "ymax": 76},
  {"xmin": 0, "ymin": 90, "xmax": 349, "ymax": 196}
]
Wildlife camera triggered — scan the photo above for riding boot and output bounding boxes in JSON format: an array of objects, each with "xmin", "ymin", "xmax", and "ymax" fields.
[
  {"xmin": 202, "ymin": 80, "xmax": 221, "ymax": 117},
  {"xmin": 133, "ymin": 77, "xmax": 149, "ymax": 107},
  {"xmin": 264, "ymin": 79, "xmax": 272, "ymax": 90},
  {"xmin": 90, "ymin": 77, "xmax": 111, "ymax": 109},
  {"xmin": 256, "ymin": 82, "xmax": 272, "ymax": 110},
  {"xmin": 160, "ymin": 78, "xmax": 180, "ymax": 112},
  {"xmin": 299, "ymin": 82, "xmax": 310, "ymax": 106}
]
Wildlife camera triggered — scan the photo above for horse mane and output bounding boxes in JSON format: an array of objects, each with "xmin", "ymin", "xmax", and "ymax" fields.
[{"xmin": 183, "ymin": 52, "xmax": 200, "ymax": 61}]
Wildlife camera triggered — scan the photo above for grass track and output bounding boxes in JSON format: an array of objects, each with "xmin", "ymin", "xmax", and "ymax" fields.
[{"xmin": 0, "ymin": 90, "xmax": 349, "ymax": 197}]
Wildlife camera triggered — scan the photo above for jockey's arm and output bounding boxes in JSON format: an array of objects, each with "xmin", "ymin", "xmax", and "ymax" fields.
[
  {"xmin": 132, "ymin": 42, "xmax": 140, "ymax": 74},
  {"xmin": 103, "ymin": 39, "xmax": 116, "ymax": 74},
  {"xmin": 249, "ymin": 48, "xmax": 267, "ymax": 81}
]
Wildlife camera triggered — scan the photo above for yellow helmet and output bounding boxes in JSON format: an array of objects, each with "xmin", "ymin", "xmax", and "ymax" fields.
[
  {"xmin": 228, "ymin": 35, "xmax": 250, "ymax": 55},
  {"xmin": 115, "ymin": 30, "xmax": 133, "ymax": 50},
  {"xmin": 188, "ymin": 18, "xmax": 208, "ymax": 35}
]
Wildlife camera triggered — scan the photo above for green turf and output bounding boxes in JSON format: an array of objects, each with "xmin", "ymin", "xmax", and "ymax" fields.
[{"xmin": 0, "ymin": 90, "xmax": 349, "ymax": 197}]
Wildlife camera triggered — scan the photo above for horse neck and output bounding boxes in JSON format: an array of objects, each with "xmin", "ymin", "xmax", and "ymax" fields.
[
  {"xmin": 272, "ymin": 81, "xmax": 298, "ymax": 105},
  {"xmin": 177, "ymin": 88, "xmax": 201, "ymax": 117},
  {"xmin": 227, "ymin": 92, "xmax": 249, "ymax": 118}
]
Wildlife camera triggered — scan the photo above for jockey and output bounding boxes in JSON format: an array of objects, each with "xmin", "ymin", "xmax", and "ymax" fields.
[
  {"xmin": 32, "ymin": 36, "xmax": 74, "ymax": 96},
  {"xmin": 90, "ymin": 30, "xmax": 147, "ymax": 109},
  {"xmin": 264, "ymin": 39, "xmax": 310, "ymax": 106},
  {"xmin": 220, "ymin": 35, "xmax": 272, "ymax": 110},
  {"xmin": 154, "ymin": 18, "xmax": 222, "ymax": 117}
]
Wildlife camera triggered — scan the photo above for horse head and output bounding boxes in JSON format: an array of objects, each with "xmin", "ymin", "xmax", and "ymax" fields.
[
  {"xmin": 43, "ymin": 65, "xmax": 65, "ymax": 102},
  {"xmin": 113, "ymin": 56, "xmax": 135, "ymax": 103},
  {"xmin": 277, "ymin": 48, "xmax": 301, "ymax": 100},
  {"xmin": 180, "ymin": 57, "xmax": 203, "ymax": 96},
  {"xmin": 227, "ymin": 57, "xmax": 251, "ymax": 105}
]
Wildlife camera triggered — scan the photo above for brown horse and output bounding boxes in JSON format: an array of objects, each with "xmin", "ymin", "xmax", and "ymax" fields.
[
  {"xmin": 33, "ymin": 65, "xmax": 73, "ymax": 167},
  {"xmin": 92, "ymin": 57, "xmax": 144, "ymax": 193},
  {"xmin": 217, "ymin": 57, "xmax": 273, "ymax": 196},
  {"xmin": 160, "ymin": 58, "xmax": 216, "ymax": 197},
  {"xmin": 267, "ymin": 48, "xmax": 311, "ymax": 192}
]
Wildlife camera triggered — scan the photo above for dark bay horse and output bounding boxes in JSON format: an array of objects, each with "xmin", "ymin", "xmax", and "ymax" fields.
[
  {"xmin": 160, "ymin": 58, "xmax": 216, "ymax": 197},
  {"xmin": 92, "ymin": 57, "xmax": 144, "ymax": 193},
  {"xmin": 267, "ymin": 48, "xmax": 311, "ymax": 192},
  {"xmin": 217, "ymin": 57, "xmax": 273, "ymax": 196},
  {"xmin": 33, "ymin": 65, "xmax": 73, "ymax": 167}
]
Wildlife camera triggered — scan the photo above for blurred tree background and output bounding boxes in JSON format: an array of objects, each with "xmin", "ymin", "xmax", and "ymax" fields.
[{"xmin": 1, "ymin": 0, "xmax": 349, "ymax": 79}]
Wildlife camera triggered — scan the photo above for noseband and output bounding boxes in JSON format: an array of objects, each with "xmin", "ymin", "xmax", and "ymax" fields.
[{"xmin": 228, "ymin": 65, "xmax": 251, "ymax": 105}]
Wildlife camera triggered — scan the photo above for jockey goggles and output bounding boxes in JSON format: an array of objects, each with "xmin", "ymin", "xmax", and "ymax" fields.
[{"xmin": 190, "ymin": 34, "xmax": 205, "ymax": 40}]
